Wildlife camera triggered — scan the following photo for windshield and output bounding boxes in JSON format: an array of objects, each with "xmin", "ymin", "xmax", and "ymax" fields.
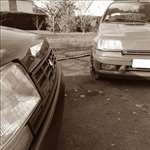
[{"xmin": 103, "ymin": 3, "xmax": 150, "ymax": 23}]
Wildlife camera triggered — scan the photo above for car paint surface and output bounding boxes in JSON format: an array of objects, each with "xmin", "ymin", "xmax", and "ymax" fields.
[
  {"xmin": 0, "ymin": 26, "xmax": 65, "ymax": 150},
  {"xmin": 0, "ymin": 26, "xmax": 42, "ymax": 66},
  {"xmin": 92, "ymin": 2, "xmax": 150, "ymax": 79},
  {"xmin": 96, "ymin": 23, "xmax": 150, "ymax": 51}
]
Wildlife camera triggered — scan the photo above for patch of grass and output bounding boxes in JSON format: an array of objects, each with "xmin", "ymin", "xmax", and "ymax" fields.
[{"xmin": 35, "ymin": 31, "xmax": 96, "ymax": 49}]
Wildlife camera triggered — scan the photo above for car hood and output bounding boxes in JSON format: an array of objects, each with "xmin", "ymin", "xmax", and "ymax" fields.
[
  {"xmin": 96, "ymin": 23, "xmax": 150, "ymax": 51},
  {"xmin": 0, "ymin": 26, "xmax": 43, "ymax": 66}
]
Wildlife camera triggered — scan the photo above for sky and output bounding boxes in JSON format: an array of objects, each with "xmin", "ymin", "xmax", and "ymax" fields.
[
  {"xmin": 75, "ymin": 0, "xmax": 113, "ymax": 16},
  {"xmin": 34, "ymin": 0, "xmax": 114, "ymax": 16}
]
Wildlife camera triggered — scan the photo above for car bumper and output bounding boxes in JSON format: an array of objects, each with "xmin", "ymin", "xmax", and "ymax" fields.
[
  {"xmin": 93, "ymin": 58, "xmax": 150, "ymax": 80},
  {"xmin": 96, "ymin": 69, "xmax": 150, "ymax": 80},
  {"xmin": 30, "ymin": 64, "xmax": 65, "ymax": 150}
]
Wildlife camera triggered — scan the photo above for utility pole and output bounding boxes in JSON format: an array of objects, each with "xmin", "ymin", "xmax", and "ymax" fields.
[{"xmin": 9, "ymin": 0, "xmax": 17, "ymax": 12}]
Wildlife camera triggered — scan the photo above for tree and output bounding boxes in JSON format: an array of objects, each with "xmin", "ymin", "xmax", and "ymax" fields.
[
  {"xmin": 58, "ymin": 0, "xmax": 76, "ymax": 32},
  {"xmin": 33, "ymin": 1, "xmax": 61, "ymax": 32},
  {"xmin": 33, "ymin": 15, "xmax": 45, "ymax": 30},
  {"xmin": 33, "ymin": 0, "xmax": 76, "ymax": 32},
  {"xmin": 76, "ymin": 1, "xmax": 94, "ymax": 33}
]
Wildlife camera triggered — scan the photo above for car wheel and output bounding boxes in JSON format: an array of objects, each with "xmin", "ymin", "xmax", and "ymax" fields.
[
  {"xmin": 91, "ymin": 69, "xmax": 100, "ymax": 80},
  {"xmin": 90, "ymin": 55, "xmax": 100, "ymax": 80}
]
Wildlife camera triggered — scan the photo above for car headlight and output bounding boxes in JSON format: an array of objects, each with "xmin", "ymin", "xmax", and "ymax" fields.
[
  {"xmin": 0, "ymin": 63, "xmax": 41, "ymax": 149},
  {"xmin": 97, "ymin": 39, "xmax": 122, "ymax": 50},
  {"xmin": 30, "ymin": 41, "xmax": 43, "ymax": 57}
]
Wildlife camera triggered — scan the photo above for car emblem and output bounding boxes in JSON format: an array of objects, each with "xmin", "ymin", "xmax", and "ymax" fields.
[{"xmin": 48, "ymin": 59, "xmax": 54, "ymax": 69}]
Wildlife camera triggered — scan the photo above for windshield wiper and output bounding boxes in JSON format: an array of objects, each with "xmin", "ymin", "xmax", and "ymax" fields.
[
  {"xmin": 133, "ymin": 20, "xmax": 149, "ymax": 23},
  {"xmin": 104, "ymin": 18, "xmax": 128, "ymax": 23},
  {"xmin": 104, "ymin": 18, "xmax": 150, "ymax": 24}
]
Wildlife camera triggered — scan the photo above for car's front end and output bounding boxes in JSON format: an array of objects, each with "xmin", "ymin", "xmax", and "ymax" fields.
[
  {"xmin": 91, "ymin": 2, "xmax": 150, "ymax": 80},
  {"xmin": 0, "ymin": 26, "xmax": 65, "ymax": 150},
  {"xmin": 92, "ymin": 48, "xmax": 150, "ymax": 80}
]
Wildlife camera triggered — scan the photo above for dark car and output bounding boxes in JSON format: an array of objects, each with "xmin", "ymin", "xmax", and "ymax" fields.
[
  {"xmin": 0, "ymin": 26, "xmax": 65, "ymax": 150},
  {"xmin": 91, "ymin": 1, "xmax": 150, "ymax": 80}
]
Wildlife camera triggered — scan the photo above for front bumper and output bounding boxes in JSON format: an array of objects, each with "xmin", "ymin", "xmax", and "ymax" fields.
[
  {"xmin": 93, "ymin": 54, "xmax": 150, "ymax": 80},
  {"xmin": 30, "ymin": 64, "xmax": 65, "ymax": 150},
  {"xmin": 96, "ymin": 68, "xmax": 150, "ymax": 80}
]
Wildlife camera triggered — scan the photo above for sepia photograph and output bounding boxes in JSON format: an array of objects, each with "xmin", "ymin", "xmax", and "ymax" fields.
[{"xmin": 0, "ymin": 0, "xmax": 150, "ymax": 150}]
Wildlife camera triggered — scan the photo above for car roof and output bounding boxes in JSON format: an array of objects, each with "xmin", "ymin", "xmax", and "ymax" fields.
[{"xmin": 110, "ymin": 1, "xmax": 150, "ymax": 4}]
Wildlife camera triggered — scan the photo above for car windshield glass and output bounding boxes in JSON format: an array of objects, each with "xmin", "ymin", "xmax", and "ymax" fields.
[{"xmin": 104, "ymin": 3, "xmax": 150, "ymax": 23}]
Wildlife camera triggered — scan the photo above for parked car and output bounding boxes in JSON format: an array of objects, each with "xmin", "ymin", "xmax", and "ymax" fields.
[
  {"xmin": 0, "ymin": 26, "xmax": 65, "ymax": 150},
  {"xmin": 91, "ymin": 1, "xmax": 150, "ymax": 80}
]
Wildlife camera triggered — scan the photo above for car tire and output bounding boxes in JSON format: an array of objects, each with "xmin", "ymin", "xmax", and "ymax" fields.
[
  {"xmin": 90, "ymin": 55, "xmax": 100, "ymax": 80},
  {"xmin": 91, "ymin": 69, "xmax": 100, "ymax": 80}
]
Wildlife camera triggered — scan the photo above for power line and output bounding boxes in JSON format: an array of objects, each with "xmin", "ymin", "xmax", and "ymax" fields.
[{"xmin": 84, "ymin": 1, "xmax": 94, "ymax": 14}]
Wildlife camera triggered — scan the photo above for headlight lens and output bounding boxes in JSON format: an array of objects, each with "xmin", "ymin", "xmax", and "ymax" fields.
[
  {"xmin": 30, "ymin": 41, "xmax": 43, "ymax": 56},
  {"xmin": 97, "ymin": 39, "xmax": 122, "ymax": 50},
  {"xmin": 0, "ymin": 63, "xmax": 40, "ymax": 149}
]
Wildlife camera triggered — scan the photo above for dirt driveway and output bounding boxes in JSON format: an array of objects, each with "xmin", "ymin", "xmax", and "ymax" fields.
[{"xmin": 56, "ymin": 49, "xmax": 150, "ymax": 150}]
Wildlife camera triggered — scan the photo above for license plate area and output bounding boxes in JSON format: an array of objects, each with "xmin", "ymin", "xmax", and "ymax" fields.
[{"xmin": 132, "ymin": 59, "xmax": 150, "ymax": 69}]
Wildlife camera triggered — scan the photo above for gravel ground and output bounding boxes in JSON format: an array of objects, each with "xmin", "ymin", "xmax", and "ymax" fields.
[{"xmin": 56, "ymin": 49, "xmax": 150, "ymax": 150}]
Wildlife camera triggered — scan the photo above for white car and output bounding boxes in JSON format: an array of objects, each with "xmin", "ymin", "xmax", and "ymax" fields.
[{"xmin": 91, "ymin": 1, "xmax": 150, "ymax": 80}]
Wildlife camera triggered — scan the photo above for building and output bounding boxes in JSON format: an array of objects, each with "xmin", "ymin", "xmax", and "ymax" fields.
[
  {"xmin": 0, "ymin": 0, "xmax": 48, "ymax": 30},
  {"xmin": 0, "ymin": 0, "xmax": 33, "ymax": 13}
]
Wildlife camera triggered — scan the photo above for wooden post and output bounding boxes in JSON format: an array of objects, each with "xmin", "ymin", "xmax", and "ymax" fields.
[{"xmin": 9, "ymin": 0, "xmax": 17, "ymax": 12}]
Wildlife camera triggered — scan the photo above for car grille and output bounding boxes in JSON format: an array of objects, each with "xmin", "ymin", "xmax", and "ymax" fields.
[
  {"xmin": 29, "ymin": 48, "xmax": 57, "ymax": 134},
  {"xmin": 32, "ymin": 49, "xmax": 56, "ymax": 97}
]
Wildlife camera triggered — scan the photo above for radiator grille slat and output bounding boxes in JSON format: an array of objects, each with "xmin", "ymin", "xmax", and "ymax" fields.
[
  {"xmin": 37, "ymin": 62, "xmax": 49, "ymax": 84},
  {"xmin": 32, "ymin": 49, "xmax": 56, "ymax": 96}
]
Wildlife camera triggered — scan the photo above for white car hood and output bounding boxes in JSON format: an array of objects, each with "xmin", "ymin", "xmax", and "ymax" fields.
[{"xmin": 96, "ymin": 23, "xmax": 150, "ymax": 51}]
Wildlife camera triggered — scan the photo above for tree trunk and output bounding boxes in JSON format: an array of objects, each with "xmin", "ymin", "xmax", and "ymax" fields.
[{"xmin": 52, "ymin": 15, "xmax": 55, "ymax": 32}]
